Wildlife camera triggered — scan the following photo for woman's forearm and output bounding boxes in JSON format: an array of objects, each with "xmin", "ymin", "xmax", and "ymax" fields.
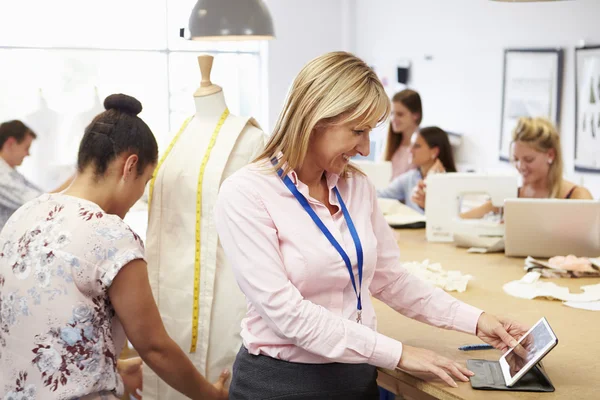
[{"xmin": 139, "ymin": 338, "xmax": 222, "ymax": 400}]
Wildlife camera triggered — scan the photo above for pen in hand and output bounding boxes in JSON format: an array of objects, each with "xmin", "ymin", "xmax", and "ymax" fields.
[{"xmin": 458, "ymin": 344, "xmax": 494, "ymax": 351}]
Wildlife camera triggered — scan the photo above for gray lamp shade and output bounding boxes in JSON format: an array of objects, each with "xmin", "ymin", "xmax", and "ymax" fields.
[
  {"xmin": 490, "ymin": 0, "xmax": 568, "ymax": 2},
  {"xmin": 187, "ymin": 0, "xmax": 275, "ymax": 41}
]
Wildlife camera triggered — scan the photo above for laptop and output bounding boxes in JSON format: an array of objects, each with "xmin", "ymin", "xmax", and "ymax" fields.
[{"xmin": 504, "ymin": 198, "xmax": 600, "ymax": 258}]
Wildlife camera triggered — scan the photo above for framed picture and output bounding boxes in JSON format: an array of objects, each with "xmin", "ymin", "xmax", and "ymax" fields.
[
  {"xmin": 575, "ymin": 46, "xmax": 600, "ymax": 173},
  {"xmin": 499, "ymin": 49, "xmax": 564, "ymax": 161}
]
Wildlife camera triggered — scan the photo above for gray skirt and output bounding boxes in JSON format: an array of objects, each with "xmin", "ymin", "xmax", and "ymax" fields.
[{"xmin": 229, "ymin": 346, "xmax": 380, "ymax": 400}]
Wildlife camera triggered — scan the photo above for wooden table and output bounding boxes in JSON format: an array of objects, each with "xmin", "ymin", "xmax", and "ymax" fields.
[{"xmin": 375, "ymin": 229, "xmax": 600, "ymax": 400}]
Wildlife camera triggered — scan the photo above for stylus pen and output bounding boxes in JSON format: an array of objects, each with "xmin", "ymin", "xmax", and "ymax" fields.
[{"xmin": 458, "ymin": 344, "xmax": 494, "ymax": 351}]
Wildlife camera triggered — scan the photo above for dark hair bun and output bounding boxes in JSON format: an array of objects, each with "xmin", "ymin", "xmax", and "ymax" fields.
[{"xmin": 104, "ymin": 93, "xmax": 143, "ymax": 116}]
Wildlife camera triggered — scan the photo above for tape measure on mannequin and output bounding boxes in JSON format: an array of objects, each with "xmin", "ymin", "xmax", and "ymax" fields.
[
  {"xmin": 190, "ymin": 108, "xmax": 229, "ymax": 352},
  {"xmin": 147, "ymin": 109, "xmax": 230, "ymax": 353}
]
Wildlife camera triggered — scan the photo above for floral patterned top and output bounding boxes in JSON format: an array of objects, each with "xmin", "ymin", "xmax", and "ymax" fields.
[{"xmin": 0, "ymin": 193, "xmax": 145, "ymax": 399}]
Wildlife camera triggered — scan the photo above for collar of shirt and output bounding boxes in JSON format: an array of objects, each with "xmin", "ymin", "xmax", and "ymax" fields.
[
  {"xmin": 272, "ymin": 152, "xmax": 341, "ymax": 198},
  {"xmin": 0, "ymin": 156, "xmax": 13, "ymax": 173}
]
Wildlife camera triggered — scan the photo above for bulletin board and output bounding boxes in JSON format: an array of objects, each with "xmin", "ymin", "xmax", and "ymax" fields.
[
  {"xmin": 499, "ymin": 49, "xmax": 563, "ymax": 161},
  {"xmin": 574, "ymin": 46, "xmax": 600, "ymax": 173}
]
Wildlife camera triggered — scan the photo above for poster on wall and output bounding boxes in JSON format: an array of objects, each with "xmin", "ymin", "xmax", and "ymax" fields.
[
  {"xmin": 499, "ymin": 49, "xmax": 563, "ymax": 161},
  {"xmin": 575, "ymin": 46, "xmax": 600, "ymax": 173}
]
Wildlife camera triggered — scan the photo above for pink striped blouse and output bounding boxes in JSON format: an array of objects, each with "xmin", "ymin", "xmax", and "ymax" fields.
[{"xmin": 215, "ymin": 161, "xmax": 482, "ymax": 370}]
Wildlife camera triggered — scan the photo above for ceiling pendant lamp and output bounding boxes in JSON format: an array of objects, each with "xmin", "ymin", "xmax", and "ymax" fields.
[
  {"xmin": 490, "ymin": 0, "xmax": 569, "ymax": 2},
  {"xmin": 184, "ymin": 0, "xmax": 275, "ymax": 41}
]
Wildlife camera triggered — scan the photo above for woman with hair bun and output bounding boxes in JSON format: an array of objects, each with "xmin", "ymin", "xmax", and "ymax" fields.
[{"xmin": 0, "ymin": 94, "xmax": 228, "ymax": 400}]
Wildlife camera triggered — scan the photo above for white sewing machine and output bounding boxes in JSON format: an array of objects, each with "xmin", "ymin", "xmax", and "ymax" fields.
[{"xmin": 425, "ymin": 173, "xmax": 518, "ymax": 243}]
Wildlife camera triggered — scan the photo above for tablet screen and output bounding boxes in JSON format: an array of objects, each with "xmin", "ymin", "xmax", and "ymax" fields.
[{"xmin": 501, "ymin": 318, "xmax": 557, "ymax": 383}]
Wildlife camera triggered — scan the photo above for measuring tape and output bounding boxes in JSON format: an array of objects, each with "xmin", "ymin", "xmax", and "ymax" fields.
[
  {"xmin": 190, "ymin": 108, "xmax": 229, "ymax": 352},
  {"xmin": 147, "ymin": 109, "xmax": 230, "ymax": 353}
]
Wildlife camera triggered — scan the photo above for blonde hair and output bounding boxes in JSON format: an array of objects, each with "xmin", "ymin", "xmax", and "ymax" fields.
[
  {"xmin": 255, "ymin": 51, "xmax": 391, "ymax": 177},
  {"xmin": 511, "ymin": 117, "xmax": 563, "ymax": 198}
]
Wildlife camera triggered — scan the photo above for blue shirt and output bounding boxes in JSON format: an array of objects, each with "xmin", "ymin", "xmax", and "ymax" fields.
[
  {"xmin": 377, "ymin": 168, "xmax": 424, "ymax": 213},
  {"xmin": 0, "ymin": 157, "xmax": 43, "ymax": 230}
]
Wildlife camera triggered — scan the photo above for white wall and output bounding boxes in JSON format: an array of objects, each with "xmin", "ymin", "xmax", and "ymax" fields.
[
  {"xmin": 353, "ymin": 0, "xmax": 600, "ymax": 197},
  {"xmin": 263, "ymin": 0, "xmax": 350, "ymax": 132}
]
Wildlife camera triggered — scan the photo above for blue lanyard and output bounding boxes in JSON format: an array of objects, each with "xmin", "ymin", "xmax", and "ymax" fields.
[{"xmin": 274, "ymin": 165, "xmax": 364, "ymax": 323}]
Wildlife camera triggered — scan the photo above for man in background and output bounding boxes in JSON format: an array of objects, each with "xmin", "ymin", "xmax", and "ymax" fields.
[
  {"xmin": 0, "ymin": 120, "xmax": 75, "ymax": 230},
  {"xmin": 0, "ymin": 120, "xmax": 44, "ymax": 230}
]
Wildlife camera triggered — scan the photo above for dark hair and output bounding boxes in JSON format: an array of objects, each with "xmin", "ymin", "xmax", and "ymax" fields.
[
  {"xmin": 419, "ymin": 126, "xmax": 457, "ymax": 172},
  {"xmin": 384, "ymin": 89, "xmax": 423, "ymax": 161},
  {"xmin": 0, "ymin": 120, "xmax": 37, "ymax": 149},
  {"xmin": 77, "ymin": 94, "xmax": 158, "ymax": 177}
]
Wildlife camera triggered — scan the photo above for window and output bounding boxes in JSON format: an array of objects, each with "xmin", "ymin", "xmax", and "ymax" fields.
[
  {"xmin": 0, "ymin": 0, "xmax": 168, "ymax": 50},
  {"xmin": 0, "ymin": 1, "xmax": 266, "ymax": 189},
  {"xmin": 168, "ymin": 51, "xmax": 264, "ymax": 133}
]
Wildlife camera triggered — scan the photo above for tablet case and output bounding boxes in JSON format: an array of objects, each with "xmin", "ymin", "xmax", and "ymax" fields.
[
  {"xmin": 467, "ymin": 359, "xmax": 555, "ymax": 392},
  {"xmin": 389, "ymin": 221, "xmax": 426, "ymax": 229}
]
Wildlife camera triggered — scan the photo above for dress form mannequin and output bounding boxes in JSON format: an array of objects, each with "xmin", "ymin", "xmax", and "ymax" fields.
[
  {"xmin": 22, "ymin": 88, "xmax": 102, "ymax": 191},
  {"xmin": 53, "ymin": 87, "xmax": 103, "ymax": 188},
  {"xmin": 21, "ymin": 89, "xmax": 61, "ymax": 190},
  {"xmin": 143, "ymin": 55, "xmax": 266, "ymax": 399},
  {"xmin": 60, "ymin": 86, "xmax": 103, "ymax": 163}
]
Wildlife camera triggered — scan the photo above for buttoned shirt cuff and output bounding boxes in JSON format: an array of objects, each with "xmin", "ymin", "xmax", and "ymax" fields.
[
  {"xmin": 369, "ymin": 332, "xmax": 404, "ymax": 370},
  {"xmin": 453, "ymin": 303, "xmax": 484, "ymax": 335}
]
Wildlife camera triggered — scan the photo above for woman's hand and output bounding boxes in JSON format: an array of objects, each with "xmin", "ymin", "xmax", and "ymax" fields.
[
  {"xmin": 411, "ymin": 180, "xmax": 426, "ymax": 209},
  {"xmin": 476, "ymin": 312, "xmax": 530, "ymax": 353},
  {"xmin": 411, "ymin": 159, "xmax": 445, "ymax": 210},
  {"xmin": 397, "ymin": 345, "xmax": 474, "ymax": 388},
  {"xmin": 118, "ymin": 357, "xmax": 143, "ymax": 399},
  {"xmin": 212, "ymin": 369, "xmax": 231, "ymax": 400}
]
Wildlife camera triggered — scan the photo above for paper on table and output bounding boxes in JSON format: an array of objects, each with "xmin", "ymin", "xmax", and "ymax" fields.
[
  {"xmin": 503, "ymin": 272, "xmax": 600, "ymax": 302},
  {"xmin": 454, "ymin": 233, "xmax": 505, "ymax": 253},
  {"xmin": 563, "ymin": 301, "xmax": 600, "ymax": 311},
  {"xmin": 378, "ymin": 198, "xmax": 425, "ymax": 227},
  {"xmin": 524, "ymin": 256, "xmax": 600, "ymax": 278},
  {"xmin": 403, "ymin": 259, "xmax": 472, "ymax": 292}
]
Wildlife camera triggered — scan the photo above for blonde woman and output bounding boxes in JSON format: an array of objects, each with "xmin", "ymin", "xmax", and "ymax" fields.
[
  {"xmin": 460, "ymin": 117, "xmax": 593, "ymax": 219},
  {"xmin": 215, "ymin": 52, "xmax": 528, "ymax": 399},
  {"xmin": 513, "ymin": 117, "xmax": 591, "ymax": 199}
]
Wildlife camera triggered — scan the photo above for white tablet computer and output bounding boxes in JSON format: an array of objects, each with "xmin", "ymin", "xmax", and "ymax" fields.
[{"xmin": 499, "ymin": 317, "xmax": 558, "ymax": 387}]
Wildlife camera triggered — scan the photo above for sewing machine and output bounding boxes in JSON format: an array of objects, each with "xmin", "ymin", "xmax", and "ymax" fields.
[{"xmin": 425, "ymin": 173, "xmax": 519, "ymax": 243}]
